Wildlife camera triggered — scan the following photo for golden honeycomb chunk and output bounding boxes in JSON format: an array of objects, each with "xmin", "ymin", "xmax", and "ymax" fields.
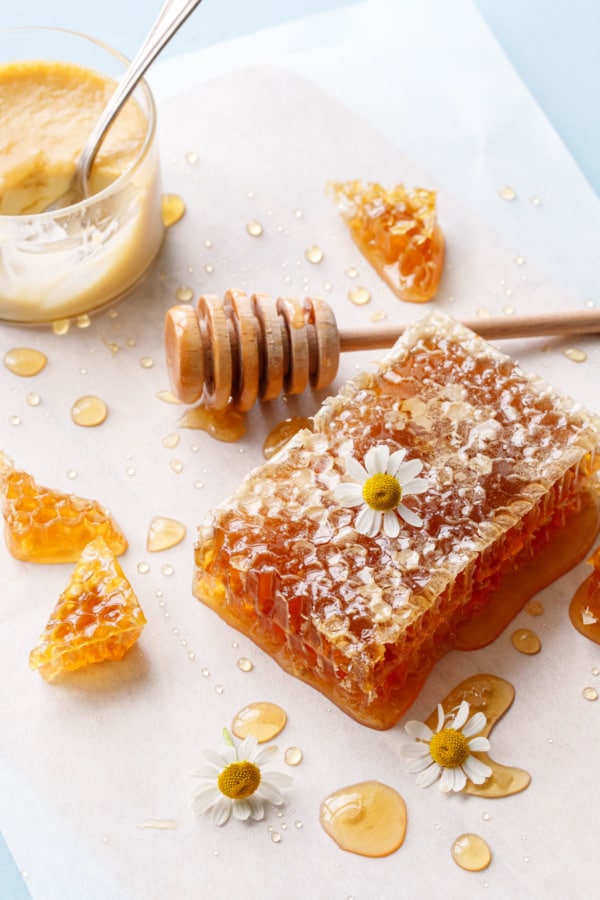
[
  {"xmin": 29, "ymin": 536, "xmax": 146, "ymax": 681},
  {"xmin": 328, "ymin": 179, "xmax": 445, "ymax": 303},
  {"xmin": 194, "ymin": 313, "xmax": 600, "ymax": 728},
  {"xmin": 0, "ymin": 452, "xmax": 127, "ymax": 563}
]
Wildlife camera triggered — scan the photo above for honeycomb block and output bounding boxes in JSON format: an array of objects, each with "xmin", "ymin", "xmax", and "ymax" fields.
[
  {"xmin": 30, "ymin": 536, "xmax": 146, "ymax": 681},
  {"xmin": 194, "ymin": 313, "xmax": 600, "ymax": 728}
]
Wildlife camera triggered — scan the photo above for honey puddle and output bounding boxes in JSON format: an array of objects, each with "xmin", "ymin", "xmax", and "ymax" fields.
[
  {"xmin": 231, "ymin": 701, "xmax": 287, "ymax": 743},
  {"xmin": 424, "ymin": 674, "xmax": 530, "ymax": 799},
  {"xmin": 178, "ymin": 403, "xmax": 246, "ymax": 443},
  {"xmin": 319, "ymin": 781, "xmax": 407, "ymax": 858},
  {"xmin": 454, "ymin": 489, "xmax": 600, "ymax": 651},
  {"xmin": 569, "ymin": 546, "xmax": 600, "ymax": 644},
  {"xmin": 451, "ymin": 833, "xmax": 492, "ymax": 872},
  {"xmin": 263, "ymin": 417, "xmax": 313, "ymax": 460},
  {"xmin": 4, "ymin": 347, "xmax": 47, "ymax": 376}
]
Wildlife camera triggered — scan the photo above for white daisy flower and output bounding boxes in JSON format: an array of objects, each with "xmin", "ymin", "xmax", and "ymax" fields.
[
  {"xmin": 401, "ymin": 700, "xmax": 492, "ymax": 793},
  {"xmin": 333, "ymin": 443, "xmax": 427, "ymax": 538},
  {"xmin": 191, "ymin": 729, "xmax": 292, "ymax": 826}
]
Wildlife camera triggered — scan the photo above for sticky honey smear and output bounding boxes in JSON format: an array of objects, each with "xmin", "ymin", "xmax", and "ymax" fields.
[
  {"xmin": 327, "ymin": 180, "xmax": 445, "ymax": 303},
  {"xmin": 29, "ymin": 536, "xmax": 146, "ymax": 682},
  {"xmin": 0, "ymin": 452, "xmax": 127, "ymax": 563},
  {"xmin": 424, "ymin": 673, "xmax": 531, "ymax": 798}
]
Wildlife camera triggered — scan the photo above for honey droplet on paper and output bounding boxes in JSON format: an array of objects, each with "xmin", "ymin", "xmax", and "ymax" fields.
[
  {"xmin": 237, "ymin": 657, "xmax": 253, "ymax": 672},
  {"xmin": 320, "ymin": 781, "xmax": 407, "ymax": 858},
  {"xmin": 349, "ymin": 286, "xmax": 371, "ymax": 306},
  {"xmin": 451, "ymin": 833, "xmax": 492, "ymax": 872},
  {"xmin": 162, "ymin": 432, "xmax": 180, "ymax": 449},
  {"xmin": 26, "ymin": 393, "xmax": 41, "ymax": 407},
  {"xmin": 178, "ymin": 403, "xmax": 246, "ymax": 443},
  {"xmin": 263, "ymin": 417, "xmax": 313, "ymax": 460},
  {"xmin": 140, "ymin": 357, "xmax": 154, "ymax": 369},
  {"xmin": 497, "ymin": 185, "xmax": 517, "ymax": 201},
  {"xmin": 346, "ymin": 266, "xmax": 359, "ymax": 278},
  {"xmin": 175, "ymin": 285, "xmax": 194, "ymax": 303},
  {"xmin": 511, "ymin": 628, "xmax": 541, "ymax": 655},
  {"xmin": 231, "ymin": 701, "xmax": 287, "ymax": 743},
  {"xmin": 146, "ymin": 517, "xmax": 186, "ymax": 552},
  {"xmin": 156, "ymin": 390, "xmax": 181, "ymax": 405},
  {"xmin": 525, "ymin": 600, "xmax": 544, "ymax": 617},
  {"xmin": 170, "ymin": 459, "xmax": 183, "ymax": 474},
  {"xmin": 185, "ymin": 151, "xmax": 198, "ymax": 165},
  {"xmin": 161, "ymin": 193, "xmax": 186, "ymax": 227},
  {"xmin": 52, "ymin": 318, "xmax": 70, "ymax": 335},
  {"xmin": 563, "ymin": 347, "xmax": 587, "ymax": 363},
  {"xmin": 305, "ymin": 245, "xmax": 324, "ymax": 264},
  {"xmin": 582, "ymin": 686, "xmax": 598, "ymax": 701},
  {"xmin": 137, "ymin": 819, "xmax": 178, "ymax": 830},
  {"xmin": 246, "ymin": 220, "xmax": 264, "ymax": 237},
  {"xmin": 284, "ymin": 746, "xmax": 303, "ymax": 766},
  {"xmin": 369, "ymin": 310, "xmax": 387, "ymax": 322},
  {"xmin": 76, "ymin": 314, "xmax": 91, "ymax": 329},
  {"xmin": 71, "ymin": 395, "xmax": 108, "ymax": 427},
  {"xmin": 4, "ymin": 347, "xmax": 47, "ymax": 377}
]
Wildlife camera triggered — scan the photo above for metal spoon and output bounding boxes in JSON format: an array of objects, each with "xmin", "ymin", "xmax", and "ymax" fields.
[{"xmin": 47, "ymin": 0, "xmax": 203, "ymax": 211}]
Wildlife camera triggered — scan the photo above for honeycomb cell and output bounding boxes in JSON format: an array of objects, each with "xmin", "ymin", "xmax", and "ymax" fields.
[
  {"xmin": 0, "ymin": 453, "xmax": 127, "ymax": 563},
  {"xmin": 29, "ymin": 536, "xmax": 146, "ymax": 681}
]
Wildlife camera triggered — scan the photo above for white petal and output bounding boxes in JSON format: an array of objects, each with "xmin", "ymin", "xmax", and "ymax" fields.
[
  {"xmin": 406, "ymin": 754, "xmax": 436, "ymax": 774},
  {"xmin": 253, "ymin": 745, "xmax": 278, "ymax": 766},
  {"xmin": 190, "ymin": 765, "xmax": 220, "ymax": 778},
  {"xmin": 262, "ymin": 771, "xmax": 293, "ymax": 789},
  {"xmin": 402, "ymin": 478, "xmax": 428, "ymax": 496},
  {"xmin": 396, "ymin": 459, "xmax": 423, "ymax": 482},
  {"xmin": 232, "ymin": 799, "xmax": 252, "ymax": 821},
  {"xmin": 439, "ymin": 766, "xmax": 457, "ymax": 793},
  {"xmin": 397, "ymin": 504, "xmax": 423, "ymax": 528},
  {"xmin": 202, "ymin": 748, "xmax": 229, "ymax": 769},
  {"xmin": 247, "ymin": 794, "xmax": 265, "ymax": 820},
  {"xmin": 435, "ymin": 704, "xmax": 445, "ymax": 733},
  {"xmin": 257, "ymin": 782, "xmax": 284, "ymax": 805},
  {"xmin": 404, "ymin": 720, "xmax": 433, "ymax": 741},
  {"xmin": 387, "ymin": 448, "xmax": 407, "ymax": 475},
  {"xmin": 462, "ymin": 754, "xmax": 493, "ymax": 784},
  {"xmin": 333, "ymin": 483, "xmax": 364, "ymax": 507},
  {"xmin": 450, "ymin": 700, "xmax": 470, "ymax": 731},
  {"xmin": 416, "ymin": 762, "xmax": 442, "ymax": 788},
  {"xmin": 449, "ymin": 767, "xmax": 467, "ymax": 792},
  {"xmin": 191, "ymin": 785, "xmax": 221, "ymax": 814},
  {"xmin": 382, "ymin": 510, "xmax": 400, "ymax": 538},
  {"xmin": 345, "ymin": 455, "xmax": 368, "ymax": 484},
  {"xmin": 461, "ymin": 712, "xmax": 487, "ymax": 738},
  {"xmin": 238, "ymin": 735, "xmax": 258, "ymax": 761},
  {"xmin": 400, "ymin": 742, "xmax": 431, "ymax": 759},
  {"xmin": 365, "ymin": 444, "xmax": 389, "ymax": 475},
  {"xmin": 355, "ymin": 505, "xmax": 381, "ymax": 537},
  {"xmin": 212, "ymin": 798, "xmax": 232, "ymax": 826},
  {"xmin": 467, "ymin": 736, "xmax": 491, "ymax": 752}
]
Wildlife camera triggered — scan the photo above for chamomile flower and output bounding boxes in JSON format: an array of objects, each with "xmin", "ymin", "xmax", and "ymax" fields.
[
  {"xmin": 401, "ymin": 700, "xmax": 492, "ymax": 793},
  {"xmin": 191, "ymin": 730, "xmax": 292, "ymax": 826},
  {"xmin": 333, "ymin": 444, "xmax": 427, "ymax": 538}
]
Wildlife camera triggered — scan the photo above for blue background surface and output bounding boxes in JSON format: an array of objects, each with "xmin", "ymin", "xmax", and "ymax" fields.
[{"xmin": 1, "ymin": 1, "xmax": 598, "ymax": 896}]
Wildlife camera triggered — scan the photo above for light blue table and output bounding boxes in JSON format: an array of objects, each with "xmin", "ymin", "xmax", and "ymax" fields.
[{"xmin": 1, "ymin": 1, "xmax": 598, "ymax": 896}]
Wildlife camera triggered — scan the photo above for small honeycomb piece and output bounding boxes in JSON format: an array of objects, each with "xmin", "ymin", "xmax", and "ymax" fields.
[
  {"xmin": 328, "ymin": 179, "xmax": 445, "ymax": 303},
  {"xmin": 0, "ymin": 452, "xmax": 127, "ymax": 563},
  {"xmin": 194, "ymin": 313, "xmax": 600, "ymax": 729},
  {"xmin": 29, "ymin": 536, "xmax": 146, "ymax": 681}
]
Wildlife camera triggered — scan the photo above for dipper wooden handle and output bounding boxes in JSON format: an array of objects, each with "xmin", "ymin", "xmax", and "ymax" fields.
[{"xmin": 165, "ymin": 293, "xmax": 600, "ymax": 409}]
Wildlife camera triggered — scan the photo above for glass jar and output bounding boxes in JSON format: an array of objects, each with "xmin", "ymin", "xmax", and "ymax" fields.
[{"xmin": 0, "ymin": 27, "xmax": 164, "ymax": 324}]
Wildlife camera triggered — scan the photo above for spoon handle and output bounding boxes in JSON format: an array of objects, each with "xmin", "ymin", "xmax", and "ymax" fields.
[{"xmin": 75, "ymin": 0, "xmax": 203, "ymax": 197}]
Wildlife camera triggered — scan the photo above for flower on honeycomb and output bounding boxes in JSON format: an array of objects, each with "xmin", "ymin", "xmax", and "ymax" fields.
[
  {"xmin": 401, "ymin": 700, "xmax": 492, "ymax": 792},
  {"xmin": 191, "ymin": 729, "xmax": 292, "ymax": 826},
  {"xmin": 333, "ymin": 444, "xmax": 427, "ymax": 537}
]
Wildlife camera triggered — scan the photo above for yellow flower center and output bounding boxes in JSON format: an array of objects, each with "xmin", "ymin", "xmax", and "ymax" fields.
[
  {"xmin": 217, "ymin": 761, "xmax": 261, "ymax": 800},
  {"xmin": 429, "ymin": 729, "xmax": 469, "ymax": 768},
  {"xmin": 362, "ymin": 473, "xmax": 402, "ymax": 512}
]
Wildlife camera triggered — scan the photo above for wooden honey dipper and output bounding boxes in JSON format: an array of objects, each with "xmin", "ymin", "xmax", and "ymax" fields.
[{"xmin": 164, "ymin": 290, "xmax": 600, "ymax": 410}]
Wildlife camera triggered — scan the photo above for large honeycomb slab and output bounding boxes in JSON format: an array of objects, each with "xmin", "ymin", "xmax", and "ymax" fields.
[{"xmin": 194, "ymin": 313, "xmax": 600, "ymax": 728}]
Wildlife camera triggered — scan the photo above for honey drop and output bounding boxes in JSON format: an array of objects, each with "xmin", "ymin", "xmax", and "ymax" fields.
[
  {"xmin": 563, "ymin": 347, "xmax": 587, "ymax": 363},
  {"xmin": 319, "ymin": 781, "xmax": 407, "ymax": 858},
  {"xmin": 263, "ymin": 417, "xmax": 313, "ymax": 460},
  {"xmin": 348, "ymin": 286, "xmax": 371, "ymax": 306},
  {"xmin": 246, "ymin": 220, "xmax": 264, "ymax": 237},
  {"xmin": 175, "ymin": 286, "xmax": 194, "ymax": 303},
  {"xmin": 178, "ymin": 403, "xmax": 247, "ymax": 443},
  {"xmin": 511, "ymin": 628, "xmax": 541, "ymax": 655},
  {"xmin": 52, "ymin": 318, "xmax": 70, "ymax": 335},
  {"xmin": 146, "ymin": 516, "xmax": 186, "ymax": 552},
  {"xmin": 525, "ymin": 600, "xmax": 544, "ymax": 617},
  {"xmin": 284, "ymin": 746, "xmax": 303, "ymax": 766},
  {"xmin": 569, "ymin": 549, "xmax": 600, "ymax": 644},
  {"xmin": 4, "ymin": 347, "xmax": 47, "ymax": 377},
  {"xmin": 71, "ymin": 395, "xmax": 108, "ymax": 427},
  {"xmin": 161, "ymin": 193, "xmax": 186, "ymax": 227},
  {"xmin": 582, "ymin": 686, "xmax": 598, "ymax": 701},
  {"xmin": 498, "ymin": 185, "xmax": 517, "ymax": 201},
  {"xmin": 231, "ymin": 701, "xmax": 287, "ymax": 743},
  {"xmin": 305, "ymin": 245, "xmax": 324, "ymax": 264},
  {"xmin": 237, "ymin": 657, "xmax": 253, "ymax": 672},
  {"xmin": 451, "ymin": 833, "xmax": 492, "ymax": 872}
]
